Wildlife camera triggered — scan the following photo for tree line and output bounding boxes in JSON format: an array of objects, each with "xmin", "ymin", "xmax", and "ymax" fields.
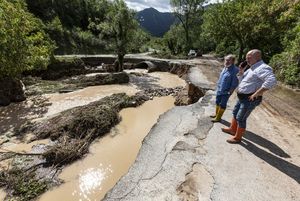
[
  {"xmin": 0, "ymin": 0, "xmax": 299, "ymax": 87},
  {"xmin": 0, "ymin": 0, "xmax": 149, "ymax": 79},
  {"xmin": 163, "ymin": 0, "xmax": 299, "ymax": 87}
]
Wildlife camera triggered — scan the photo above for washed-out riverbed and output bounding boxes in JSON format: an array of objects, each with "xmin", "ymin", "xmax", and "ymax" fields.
[
  {"xmin": 0, "ymin": 69, "xmax": 186, "ymax": 200},
  {"xmin": 39, "ymin": 96, "xmax": 175, "ymax": 201}
]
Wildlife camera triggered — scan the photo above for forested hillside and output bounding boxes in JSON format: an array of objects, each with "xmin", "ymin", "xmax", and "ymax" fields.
[
  {"xmin": 1, "ymin": 0, "xmax": 299, "ymax": 87},
  {"xmin": 0, "ymin": 0, "xmax": 149, "ymax": 78},
  {"xmin": 160, "ymin": 0, "xmax": 299, "ymax": 87},
  {"xmin": 25, "ymin": 0, "xmax": 149, "ymax": 55}
]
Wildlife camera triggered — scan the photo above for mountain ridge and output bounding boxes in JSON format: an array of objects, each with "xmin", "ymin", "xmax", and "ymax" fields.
[{"xmin": 136, "ymin": 7, "xmax": 176, "ymax": 37}]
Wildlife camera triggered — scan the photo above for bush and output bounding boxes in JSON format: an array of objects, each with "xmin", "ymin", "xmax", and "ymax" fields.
[
  {"xmin": 0, "ymin": 0, "xmax": 54, "ymax": 78},
  {"xmin": 270, "ymin": 23, "xmax": 300, "ymax": 87},
  {"xmin": 271, "ymin": 53, "xmax": 300, "ymax": 87}
]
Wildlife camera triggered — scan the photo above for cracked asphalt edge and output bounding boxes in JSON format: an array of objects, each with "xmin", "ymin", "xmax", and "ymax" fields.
[{"xmin": 103, "ymin": 90, "xmax": 216, "ymax": 201}]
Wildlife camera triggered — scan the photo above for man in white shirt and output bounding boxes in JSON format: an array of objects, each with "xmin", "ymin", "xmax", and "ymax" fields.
[{"xmin": 222, "ymin": 49, "xmax": 277, "ymax": 143}]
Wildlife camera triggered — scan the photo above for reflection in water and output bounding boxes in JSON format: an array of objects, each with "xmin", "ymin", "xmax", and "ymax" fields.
[
  {"xmin": 71, "ymin": 165, "xmax": 113, "ymax": 201},
  {"xmin": 39, "ymin": 96, "xmax": 175, "ymax": 201},
  {"xmin": 0, "ymin": 70, "xmax": 185, "ymax": 201}
]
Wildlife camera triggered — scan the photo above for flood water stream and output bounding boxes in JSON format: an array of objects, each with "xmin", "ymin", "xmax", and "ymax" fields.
[
  {"xmin": 0, "ymin": 71, "xmax": 185, "ymax": 201},
  {"xmin": 39, "ymin": 96, "xmax": 174, "ymax": 201},
  {"xmin": 44, "ymin": 84, "xmax": 138, "ymax": 118}
]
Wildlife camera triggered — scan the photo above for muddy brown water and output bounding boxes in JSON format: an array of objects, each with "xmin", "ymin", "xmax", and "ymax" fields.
[
  {"xmin": 44, "ymin": 71, "xmax": 185, "ymax": 118},
  {"xmin": 1, "ymin": 134, "xmax": 49, "ymax": 153},
  {"xmin": 0, "ymin": 71, "xmax": 185, "ymax": 200},
  {"xmin": 38, "ymin": 96, "xmax": 175, "ymax": 201},
  {"xmin": 44, "ymin": 84, "xmax": 138, "ymax": 118},
  {"xmin": 125, "ymin": 69, "xmax": 186, "ymax": 89}
]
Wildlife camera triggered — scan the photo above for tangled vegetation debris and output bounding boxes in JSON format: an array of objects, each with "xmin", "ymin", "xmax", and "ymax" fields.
[{"xmin": 0, "ymin": 93, "xmax": 149, "ymax": 200}]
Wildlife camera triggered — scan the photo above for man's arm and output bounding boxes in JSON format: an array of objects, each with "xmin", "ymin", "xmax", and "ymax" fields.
[
  {"xmin": 229, "ymin": 71, "xmax": 239, "ymax": 94},
  {"xmin": 249, "ymin": 66, "xmax": 277, "ymax": 100},
  {"xmin": 237, "ymin": 66, "xmax": 247, "ymax": 83}
]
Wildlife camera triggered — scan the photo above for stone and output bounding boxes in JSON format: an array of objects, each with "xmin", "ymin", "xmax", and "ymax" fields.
[{"xmin": 0, "ymin": 77, "xmax": 26, "ymax": 106}]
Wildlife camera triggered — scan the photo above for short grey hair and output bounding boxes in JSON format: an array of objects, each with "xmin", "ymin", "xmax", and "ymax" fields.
[
  {"xmin": 225, "ymin": 54, "xmax": 236, "ymax": 63},
  {"xmin": 247, "ymin": 49, "xmax": 262, "ymax": 61}
]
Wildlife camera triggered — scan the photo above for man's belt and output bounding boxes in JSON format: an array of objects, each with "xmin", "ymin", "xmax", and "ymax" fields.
[{"xmin": 237, "ymin": 93, "xmax": 254, "ymax": 99}]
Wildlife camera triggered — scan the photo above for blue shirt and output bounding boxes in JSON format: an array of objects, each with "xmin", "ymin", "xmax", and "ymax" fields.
[
  {"xmin": 217, "ymin": 64, "xmax": 239, "ymax": 95},
  {"xmin": 237, "ymin": 60, "xmax": 277, "ymax": 94}
]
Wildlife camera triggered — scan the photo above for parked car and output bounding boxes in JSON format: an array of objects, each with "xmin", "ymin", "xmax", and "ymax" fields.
[{"xmin": 188, "ymin": 49, "xmax": 202, "ymax": 59}]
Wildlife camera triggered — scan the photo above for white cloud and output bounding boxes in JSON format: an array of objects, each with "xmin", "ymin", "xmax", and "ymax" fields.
[
  {"xmin": 125, "ymin": 0, "xmax": 171, "ymax": 12},
  {"xmin": 124, "ymin": 0, "xmax": 220, "ymax": 12}
]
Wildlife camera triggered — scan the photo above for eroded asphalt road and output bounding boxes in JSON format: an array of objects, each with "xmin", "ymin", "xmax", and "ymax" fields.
[{"xmin": 104, "ymin": 56, "xmax": 300, "ymax": 201}]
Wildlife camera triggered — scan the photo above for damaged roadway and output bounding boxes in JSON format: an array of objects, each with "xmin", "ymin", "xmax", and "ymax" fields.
[{"xmin": 104, "ymin": 57, "xmax": 300, "ymax": 201}]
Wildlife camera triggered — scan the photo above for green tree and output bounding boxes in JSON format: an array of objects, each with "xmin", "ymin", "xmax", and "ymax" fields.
[
  {"xmin": 163, "ymin": 25, "xmax": 186, "ymax": 55},
  {"xmin": 25, "ymin": 0, "xmax": 109, "ymax": 54},
  {"xmin": 270, "ymin": 1, "xmax": 300, "ymax": 86},
  {"xmin": 92, "ymin": 0, "xmax": 138, "ymax": 71},
  {"xmin": 202, "ymin": 0, "xmax": 292, "ymax": 62},
  {"xmin": 170, "ymin": 0, "xmax": 206, "ymax": 52},
  {"xmin": 0, "ymin": 0, "xmax": 54, "ymax": 78},
  {"xmin": 129, "ymin": 28, "xmax": 152, "ymax": 53}
]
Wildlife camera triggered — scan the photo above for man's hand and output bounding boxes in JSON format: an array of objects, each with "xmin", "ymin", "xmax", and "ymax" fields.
[
  {"xmin": 249, "ymin": 88, "xmax": 268, "ymax": 101},
  {"xmin": 249, "ymin": 93, "xmax": 260, "ymax": 101},
  {"xmin": 238, "ymin": 67, "xmax": 244, "ymax": 76}
]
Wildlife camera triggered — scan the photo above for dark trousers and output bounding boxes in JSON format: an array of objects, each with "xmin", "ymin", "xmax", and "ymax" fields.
[{"xmin": 216, "ymin": 94, "xmax": 230, "ymax": 109}]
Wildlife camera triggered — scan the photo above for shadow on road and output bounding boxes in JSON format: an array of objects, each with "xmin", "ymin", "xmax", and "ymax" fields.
[
  {"xmin": 241, "ymin": 139, "xmax": 300, "ymax": 184},
  {"xmin": 221, "ymin": 120, "xmax": 290, "ymax": 158},
  {"xmin": 220, "ymin": 120, "xmax": 300, "ymax": 184}
]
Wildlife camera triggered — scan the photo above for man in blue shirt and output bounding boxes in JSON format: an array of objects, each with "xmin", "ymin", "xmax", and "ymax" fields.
[
  {"xmin": 222, "ymin": 49, "xmax": 277, "ymax": 143},
  {"xmin": 211, "ymin": 55, "xmax": 239, "ymax": 122}
]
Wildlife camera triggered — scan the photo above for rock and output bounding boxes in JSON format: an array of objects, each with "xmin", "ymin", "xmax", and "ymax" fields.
[
  {"xmin": 174, "ymin": 89, "xmax": 190, "ymax": 106},
  {"xmin": 137, "ymin": 87, "xmax": 182, "ymax": 98},
  {"xmin": 0, "ymin": 77, "xmax": 26, "ymax": 106}
]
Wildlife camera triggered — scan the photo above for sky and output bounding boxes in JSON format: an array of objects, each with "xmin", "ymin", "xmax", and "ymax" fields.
[{"xmin": 124, "ymin": 0, "xmax": 219, "ymax": 12}]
